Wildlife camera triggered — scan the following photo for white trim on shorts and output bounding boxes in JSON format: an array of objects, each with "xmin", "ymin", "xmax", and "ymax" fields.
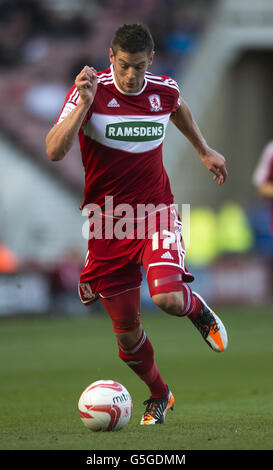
[{"xmin": 99, "ymin": 284, "xmax": 141, "ymax": 299}]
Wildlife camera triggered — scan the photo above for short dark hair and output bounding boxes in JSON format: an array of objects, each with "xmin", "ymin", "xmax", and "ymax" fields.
[{"xmin": 111, "ymin": 23, "xmax": 154, "ymax": 56}]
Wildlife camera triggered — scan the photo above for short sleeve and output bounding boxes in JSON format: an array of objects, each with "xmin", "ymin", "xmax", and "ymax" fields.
[
  {"xmin": 169, "ymin": 78, "xmax": 181, "ymax": 113},
  {"xmin": 55, "ymin": 84, "xmax": 93, "ymax": 126},
  {"xmin": 172, "ymin": 90, "xmax": 181, "ymax": 113}
]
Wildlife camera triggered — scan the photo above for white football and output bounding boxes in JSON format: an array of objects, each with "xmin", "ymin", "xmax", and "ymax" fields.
[{"xmin": 78, "ymin": 380, "xmax": 133, "ymax": 432}]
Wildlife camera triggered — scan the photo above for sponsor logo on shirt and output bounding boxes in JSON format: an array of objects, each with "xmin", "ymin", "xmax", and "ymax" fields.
[{"xmin": 105, "ymin": 121, "xmax": 164, "ymax": 141}]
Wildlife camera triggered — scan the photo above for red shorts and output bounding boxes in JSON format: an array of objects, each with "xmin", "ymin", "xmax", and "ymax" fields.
[{"xmin": 78, "ymin": 204, "xmax": 194, "ymax": 305}]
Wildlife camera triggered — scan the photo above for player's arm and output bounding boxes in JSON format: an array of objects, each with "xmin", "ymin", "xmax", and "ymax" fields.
[
  {"xmin": 46, "ymin": 66, "xmax": 97, "ymax": 161},
  {"xmin": 257, "ymin": 181, "xmax": 273, "ymax": 199},
  {"xmin": 170, "ymin": 96, "xmax": 227, "ymax": 185}
]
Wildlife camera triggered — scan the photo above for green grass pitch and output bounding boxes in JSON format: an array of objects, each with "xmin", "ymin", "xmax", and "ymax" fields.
[{"xmin": 1, "ymin": 305, "xmax": 273, "ymax": 450}]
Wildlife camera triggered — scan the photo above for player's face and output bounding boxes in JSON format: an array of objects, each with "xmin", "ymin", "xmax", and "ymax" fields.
[{"xmin": 109, "ymin": 48, "xmax": 154, "ymax": 94}]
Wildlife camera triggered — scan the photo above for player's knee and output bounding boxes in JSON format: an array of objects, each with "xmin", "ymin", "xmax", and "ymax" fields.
[
  {"xmin": 116, "ymin": 324, "xmax": 143, "ymax": 351},
  {"xmin": 152, "ymin": 291, "xmax": 184, "ymax": 316}
]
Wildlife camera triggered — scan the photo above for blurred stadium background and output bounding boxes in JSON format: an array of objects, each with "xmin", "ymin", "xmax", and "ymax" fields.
[{"xmin": 0, "ymin": 0, "xmax": 272, "ymax": 317}]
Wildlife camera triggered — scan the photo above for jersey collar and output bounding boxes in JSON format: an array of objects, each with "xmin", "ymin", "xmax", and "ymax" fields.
[{"xmin": 110, "ymin": 64, "xmax": 147, "ymax": 96}]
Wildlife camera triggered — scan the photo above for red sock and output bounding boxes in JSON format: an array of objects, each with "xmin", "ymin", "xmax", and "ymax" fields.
[
  {"xmin": 118, "ymin": 331, "xmax": 168, "ymax": 398},
  {"xmin": 181, "ymin": 284, "xmax": 203, "ymax": 320}
]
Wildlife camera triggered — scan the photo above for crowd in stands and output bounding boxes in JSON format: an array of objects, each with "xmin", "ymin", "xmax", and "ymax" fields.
[{"xmin": 0, "ymin": 0, "xmax": 211, "ymax": 73}]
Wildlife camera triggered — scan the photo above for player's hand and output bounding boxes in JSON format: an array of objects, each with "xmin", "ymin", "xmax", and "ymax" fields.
[
  {"xmin": 75, "ymin": 66, "xmax": 98, "ymax": 106},
  {"xmin": 201, "ymin": 147, "xmax": 228, "ymax": 185}
]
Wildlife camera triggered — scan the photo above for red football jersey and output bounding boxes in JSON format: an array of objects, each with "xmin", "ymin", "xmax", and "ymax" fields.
[{"xmin": 57, "ymin": 65, "xmax": 181, "ymax": 213}]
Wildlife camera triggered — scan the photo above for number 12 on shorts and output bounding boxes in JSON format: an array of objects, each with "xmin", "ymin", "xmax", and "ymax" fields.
[
  {"xmin": 151, "ymin": 230, "xmax": 185, "ymax": 269},
  {"xmin": 152, "ymin": 230, "xmax": 176, "ymax": 251}
]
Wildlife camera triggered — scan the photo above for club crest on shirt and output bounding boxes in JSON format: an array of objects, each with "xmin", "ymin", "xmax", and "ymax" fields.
[
  {"xmin": 149, "ymin": 94, "xmax": 162, "ymax": 112},
  {"xmin": 79, "ymin": 282, "xmax": 96, "ymax": 300}
]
